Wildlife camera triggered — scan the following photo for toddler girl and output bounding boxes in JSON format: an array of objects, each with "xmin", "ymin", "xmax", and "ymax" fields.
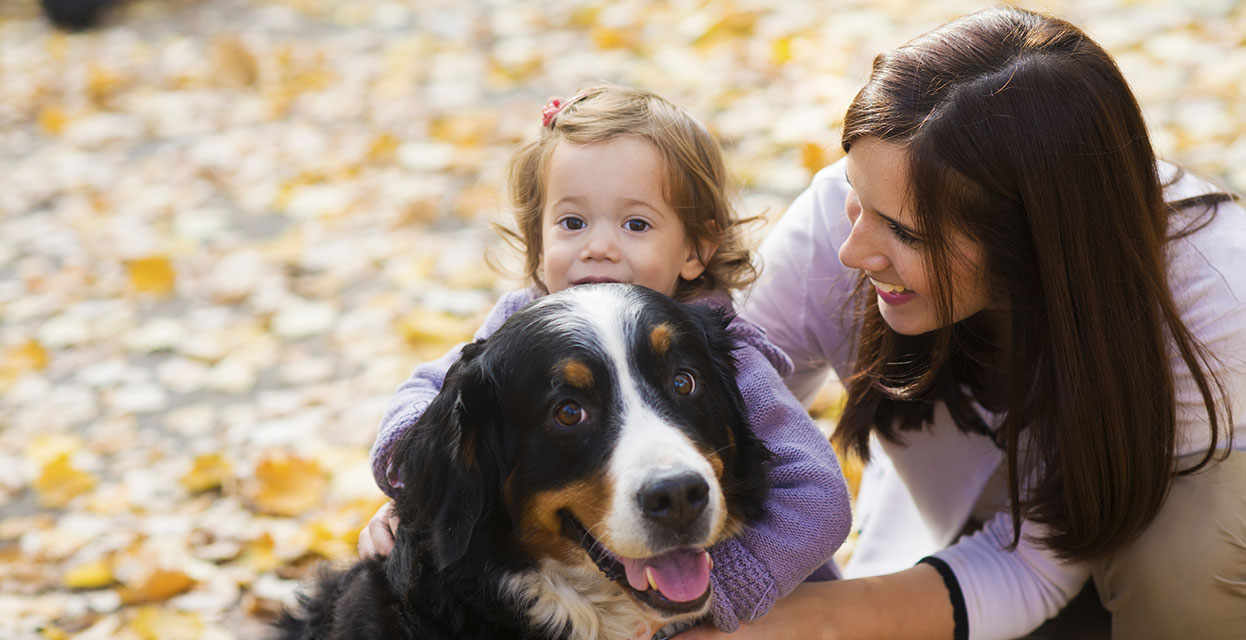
[{"xmin": 362, "ymin": 84, "xmax": 851, "ymax": 632}]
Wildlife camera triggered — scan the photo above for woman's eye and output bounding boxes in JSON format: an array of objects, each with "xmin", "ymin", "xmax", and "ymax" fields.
[
  {"xmin": 624, "ymin": 219, "xmax": 650, "ymax": 232},
  {"xmin": 555, "ymin": 401, "xmax": 587, "ymax": 426},
  {"xmin": 887, "ymin": 220, "xmax": 920, "ymax": 246},
  {"xmin": 560, "ymin": 217, "xmax": 586, "ymax": 231},
  {"xmin": 672, "ymin": 371, "xmax": 696, "ymax": 396}
]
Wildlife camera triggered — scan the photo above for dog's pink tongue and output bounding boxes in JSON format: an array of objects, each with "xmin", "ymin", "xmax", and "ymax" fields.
[{"xmin": 620, "ymin": 549, "xmax": 711, "ymax": 603}]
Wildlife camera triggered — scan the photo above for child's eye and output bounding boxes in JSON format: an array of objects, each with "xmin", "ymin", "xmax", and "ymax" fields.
[
  {"xmin": 560, "ymin": 216, "xmax": 586, "ymax": 231},
  {"xmin": 624, "ymin": 219, "xmax": 650, "ymax": 232}
]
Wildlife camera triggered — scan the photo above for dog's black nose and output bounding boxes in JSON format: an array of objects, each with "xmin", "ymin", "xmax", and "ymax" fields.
[{"xmin": 639, "ymin": 472, "xmax": 709, "ymax": 528}]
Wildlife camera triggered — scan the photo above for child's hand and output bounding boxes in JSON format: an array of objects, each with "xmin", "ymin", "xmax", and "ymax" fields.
[{"xmin": 358, "ymin": 501, "xmax": 399, "ymax": 558}]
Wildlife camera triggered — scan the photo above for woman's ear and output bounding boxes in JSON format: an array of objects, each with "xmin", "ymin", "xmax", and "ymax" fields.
[{"xmin": 681, "ymin": 236, "xmax": 718, "ymax": 281}]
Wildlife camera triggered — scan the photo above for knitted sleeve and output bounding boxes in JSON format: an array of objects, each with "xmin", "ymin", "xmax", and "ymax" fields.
[
  {"xmin": 706, "ymin": 344, "xmax": 853, "ymax": 631},
  {"xmin": 368, "ymin": 289, "xmax": 535, "ymax": 498}
]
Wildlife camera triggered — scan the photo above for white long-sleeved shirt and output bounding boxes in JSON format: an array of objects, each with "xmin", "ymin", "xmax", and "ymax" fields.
[{"xmin": 740, "ymin": 158, "xmax": 1246, "ymax": 639}]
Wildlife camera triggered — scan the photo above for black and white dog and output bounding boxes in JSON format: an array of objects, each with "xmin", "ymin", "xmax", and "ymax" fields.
[{"xmin": 274, "ymin": 283, "xmax": 770, "ymax": 640}]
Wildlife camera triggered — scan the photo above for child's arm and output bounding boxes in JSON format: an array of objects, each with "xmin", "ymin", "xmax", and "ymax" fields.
[
  {"xmin": 368, "ymin": 289, "xmax": 536, "ymax": 498},
  {"xmin": 706, "ymin": 343, "xmax": 853, "ymax": 632}
]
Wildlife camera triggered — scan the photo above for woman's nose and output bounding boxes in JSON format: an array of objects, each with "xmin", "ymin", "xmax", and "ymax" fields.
[{"xmin": 838, "ymin": 215, "xmax": 889, "ymax": 273}]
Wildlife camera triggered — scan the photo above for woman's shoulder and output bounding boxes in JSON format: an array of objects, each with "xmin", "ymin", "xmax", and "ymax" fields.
[{"xmin": 1162, "ymin": 164, "xmax": 1246, "ymax": 336}]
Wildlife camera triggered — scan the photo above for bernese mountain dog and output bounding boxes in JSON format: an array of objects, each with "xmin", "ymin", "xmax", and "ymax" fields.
[{"xmin": 273, "ymin": 283, "xmax": 771, "ymax": 640}]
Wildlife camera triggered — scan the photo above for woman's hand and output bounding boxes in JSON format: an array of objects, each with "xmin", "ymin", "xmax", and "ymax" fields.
[
  {"xmin": 673, "ymin": 564, "xmax": 952, "ymax": 640},
  {"xmin": 674, "ymin": 581, "xmax": 839, "ymax": 640},
  {"xmin": 358, "ymin": 500, "xmax": 399, "ymax": 558}
]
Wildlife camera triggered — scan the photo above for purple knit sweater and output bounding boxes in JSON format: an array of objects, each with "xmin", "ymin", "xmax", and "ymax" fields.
[{"xmin": 369, "ymin": 288, "xmax": 852, "ymax": 631}]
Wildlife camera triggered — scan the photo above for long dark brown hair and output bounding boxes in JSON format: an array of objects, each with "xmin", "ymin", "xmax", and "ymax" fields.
[{"xmin": 834, "ymin": 6, "xmax": 1235, "ymax": 561}]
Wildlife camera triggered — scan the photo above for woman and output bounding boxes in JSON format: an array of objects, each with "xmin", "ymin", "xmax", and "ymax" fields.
[{"xmin": 685, "ymin": 6, "xmax": 1246, "ymax": 640}]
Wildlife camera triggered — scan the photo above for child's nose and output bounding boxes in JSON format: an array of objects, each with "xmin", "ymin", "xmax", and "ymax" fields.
[{"xmin": 583, "ymin": 228, "xmax": 621, "ymax": 261}]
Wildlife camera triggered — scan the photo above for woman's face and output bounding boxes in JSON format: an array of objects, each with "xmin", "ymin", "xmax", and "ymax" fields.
[{"xmin": 838, "ymin": 138, "xmax": 995, "ymax": 335}]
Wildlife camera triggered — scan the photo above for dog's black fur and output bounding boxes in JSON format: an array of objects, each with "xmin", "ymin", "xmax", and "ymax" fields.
[{"xmin": 273, "ymin": 284, "xmax": 771, "ymax": 639}]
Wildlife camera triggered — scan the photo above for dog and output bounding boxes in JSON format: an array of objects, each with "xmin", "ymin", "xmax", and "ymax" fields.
[{"xmin": 273, "ymin": 283, "xmax": 771, "ymax": 640}]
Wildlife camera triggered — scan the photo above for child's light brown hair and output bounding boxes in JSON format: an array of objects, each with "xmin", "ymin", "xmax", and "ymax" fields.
[{"xmin": 499, "ymin": 84, "xmax": 757, "ymax": 302}]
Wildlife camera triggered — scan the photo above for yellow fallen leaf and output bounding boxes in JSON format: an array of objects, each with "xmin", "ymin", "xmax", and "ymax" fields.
[
  {"xmin": 33, "ymin": 454, "xmax": 98, "ymax": 509},
  {"xmin": 247, "ymin": 453, "xmax": 328, "ymax": 517},
  {"xmin": 398, "ymin": 309, "xmax": 479, "ymax": 361},
  {"xmin": 592, "ymin": 26, "xmax": 636, "ymax": 50},
  {"xmin": 24, "ymin": 433, "xmax": 82, "ymax": 466},
  {"xmin": 118, "ymin": 567, "xmax": 196, "ymax": 605},
  {"xmin": 40, "ymin": 626, "xmax": 69, "ymax": 640},
  {"xmin": 181, "ymin": 454, "xmax": 232, "ymax": 494},
  {"xmin": 771, "ymin": 36, "xmax": 794, "ymax": 65},
  {"xmin": 127, "ymin": 255, "xmax": 177, "ymax": 296},
  {"xmin": 86, "ymin": 64, "xmax": 127, "ymax": 107},
  {"xmin": 128, "ymin": 606, "xmax": 203, "ymax": 640},
  {"xmin": 367, "ymin": 133, "xmax": 400, "ymax": 164},
  {"xmin": 306, "ymin": 496, "xmax": 388, "ymax": 560},
  {"xmin": 39, "ymin": 106, "xmax": 68, "ymax": 135},
  {"xmin": 1, "ymin": 339, "xmax": 50, "ymax": 391},
  {"xmin": 800, "ymin": 142, "xmax": 829, "ymax": 176},
  {"xmin": 64, "ymin": 558, "xmax": 114, "ymax": 590},
  {"xmin": 242, "ymin": 532, "xmax": 281, "ymax": 573}
]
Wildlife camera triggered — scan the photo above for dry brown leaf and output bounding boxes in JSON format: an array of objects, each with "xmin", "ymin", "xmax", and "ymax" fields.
[
  {"xmin": 118, "ymin": 567, "xmax": 196, "ymax": 605},
  {"xmin": 246, "ymin": 453, "xmax": 329, "ymax": 517},
  {"xmin": 34, "ymin": 454, "xmax": 98, "ymax": 509},
  {"xmin": 86, "ymin": 64, "xmax": 128, "ymax": 107},
  {"xmin": 211, "ymin": 35, "xmax": 259, "ymax": 88},
  {"xmin": 127, "ymin": 256, "xmax": 177, "ymax": 296}
]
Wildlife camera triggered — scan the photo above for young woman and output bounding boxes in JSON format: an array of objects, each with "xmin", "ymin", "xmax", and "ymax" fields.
[{"xmin": 684, "ymin": 6, "xmax": 1245, "ymax": 640}]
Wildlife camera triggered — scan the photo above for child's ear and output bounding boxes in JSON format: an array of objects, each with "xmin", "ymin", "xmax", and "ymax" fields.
[{"xmin": 681, "ymin": 236, "xmax": 718, "ymax": 281}]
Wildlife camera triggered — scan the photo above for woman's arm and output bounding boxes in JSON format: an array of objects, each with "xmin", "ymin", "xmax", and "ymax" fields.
[{"xmin": 681, "ymin": 564, "xmax": 955, "ymax": 640}]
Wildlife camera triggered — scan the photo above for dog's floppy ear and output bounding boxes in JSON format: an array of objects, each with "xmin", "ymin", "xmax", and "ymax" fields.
[
  {"xmin": 391, "ymin": 339, "xmax": 509, "ymax": 570},
  {"xmin": 688, "ymin": 305, "xmax": 772, "ymax": 525}
]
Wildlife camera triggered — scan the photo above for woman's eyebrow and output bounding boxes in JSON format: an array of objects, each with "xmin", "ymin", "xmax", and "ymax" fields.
[{"xmin": 878, "ymin": 211, "xmax": 920, "ymax": 236}]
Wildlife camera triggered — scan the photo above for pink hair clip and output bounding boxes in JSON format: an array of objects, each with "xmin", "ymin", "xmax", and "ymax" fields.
[{"xmin": 541, "ymin": 98, "xmax": 563, "ymax": 128}]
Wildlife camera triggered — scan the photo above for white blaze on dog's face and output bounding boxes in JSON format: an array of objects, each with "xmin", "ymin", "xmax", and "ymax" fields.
[{"xmin": 517, "ymin": 284, "xmax": 747, "ymax": 616}]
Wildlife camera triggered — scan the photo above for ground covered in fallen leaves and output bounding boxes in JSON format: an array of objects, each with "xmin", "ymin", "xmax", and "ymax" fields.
[{"xmin": 1, "ymin": 0, "xmax": 1243, "ymax": 638}]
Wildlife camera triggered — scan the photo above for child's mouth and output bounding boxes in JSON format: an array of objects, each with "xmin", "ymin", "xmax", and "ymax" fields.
[{"xmin": 573, "ymin": 277, "xmax": 622, "ymax": 285}]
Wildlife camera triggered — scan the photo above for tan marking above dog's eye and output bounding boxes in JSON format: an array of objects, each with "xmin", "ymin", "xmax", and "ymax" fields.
[
  {"xmin": 649, "ymin": 324, "xmax": 672, "ymax": 355},
  {"xmin": 560, "ymin": 360, "xmax": 593, "ymax": 389},
  {"xmin": 672, "ymin": 371, "xmax": 696, "ymax": 396},
  {"xmin": 554, "ymin": 401, "xmax": 587, "ymax": 427}
]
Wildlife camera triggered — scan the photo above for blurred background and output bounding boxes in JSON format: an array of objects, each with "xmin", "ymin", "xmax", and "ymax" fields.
[{"xmin": 1, "ymin": 0, "xmax": 1243, "ymax": 638}]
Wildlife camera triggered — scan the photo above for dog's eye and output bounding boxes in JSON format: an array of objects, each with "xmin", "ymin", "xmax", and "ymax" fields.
[
  {"xmin": 672, "ymin": 371, "xmax": 696, "ymax": 396},
  {"xmin": 555, "ymin": 402, "xmax": 587, "ymax": 426}
]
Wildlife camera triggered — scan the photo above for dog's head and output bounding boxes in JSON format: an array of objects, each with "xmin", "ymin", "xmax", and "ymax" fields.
[{"xmin": 392, "ymin": 283, "xmax": 770, "ymax": 628}]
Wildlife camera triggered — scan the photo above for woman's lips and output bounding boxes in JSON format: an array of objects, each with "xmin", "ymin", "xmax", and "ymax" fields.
[{"xmin": 870, "ymin": 277, "xmax": 916, "ymax": 305}]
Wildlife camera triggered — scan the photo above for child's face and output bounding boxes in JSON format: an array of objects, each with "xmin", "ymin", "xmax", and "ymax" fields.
[{"xmin": 540, "ymin": 136, "xmax": 709, "ymax": 297}]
